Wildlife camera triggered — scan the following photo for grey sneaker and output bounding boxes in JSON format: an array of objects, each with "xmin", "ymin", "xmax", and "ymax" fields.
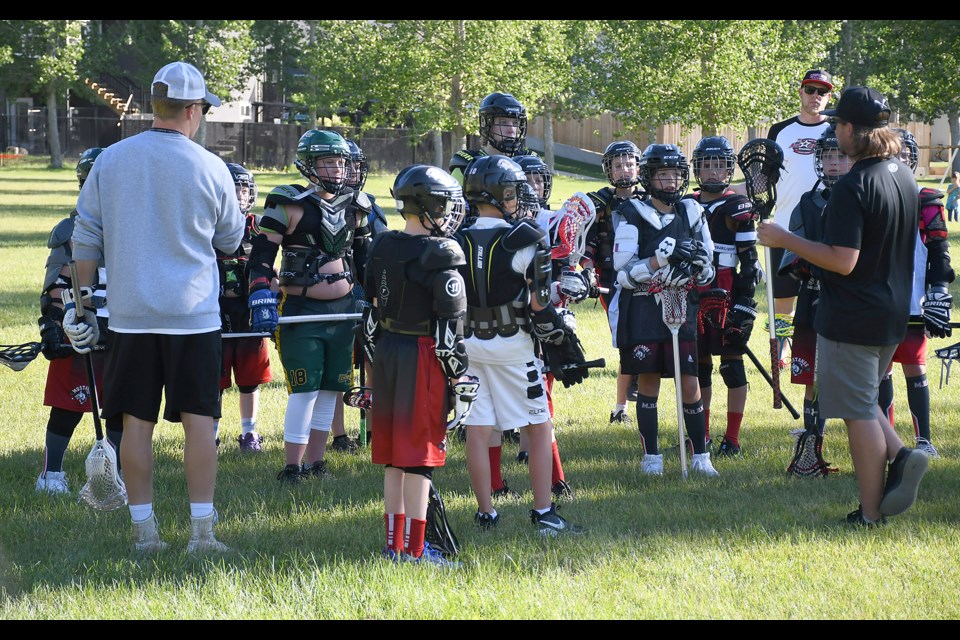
[
  {"xmin": 878, "ymin": 447, "xmax": 929, "ymax": 516},
  {"xmin": 236, "ymin": 432, "xmax": 264, "ymax": 453},
  {"xmin": 915, "ymin": 437, "xmax": 940, "ymax": 459},
  {"xmin": 530, "ymin": 502, "xmax": 585, "ymax": 536},
  {"xmin": 187, "ymin": 509, "xmax": 231, "ymax": 554},
  {"xmin": 35, "ymin": 470, "xmax": 69, "ymax": 495},
  {"xmin": 609, "ymin": 409, "xmax": 631, "ymax": 424},
  {"xmin": 132, "ymin": 513, "xmax": 170, "ymax": 553},
  {"xmin": 691, "ymin": 452, "xmax": 720, "ymax": 477},
  {"xmin": 641, "ymin": 453, "xmax": 664, "ymax": 476}
]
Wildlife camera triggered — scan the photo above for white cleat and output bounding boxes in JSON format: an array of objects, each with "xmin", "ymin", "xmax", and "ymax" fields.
[
  {"xmin": 641, "ymin": 454, "xmax": 664, "ymax": 476},
  {"xmin": 691, "ymin": 452, "xmax": 720, "ymax": 477},
  {"xmin": 35, "ymin": 470, "xmax": 69, "ymax": 494}
]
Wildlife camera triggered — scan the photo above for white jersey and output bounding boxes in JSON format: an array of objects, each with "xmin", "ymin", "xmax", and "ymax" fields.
[{"xmin": 767, "ymin": 117, "xmax": 831, "ymax": 229}]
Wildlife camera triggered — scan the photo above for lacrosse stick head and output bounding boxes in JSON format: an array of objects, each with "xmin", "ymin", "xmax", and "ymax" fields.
[
  {"xmin": 737, "ymin": 138, "xmax": 785, "ymax": 221},
  {"xmin": 0, "ymin": 343, "xmax": 42, "ymax": 372},
  {"xmin": 78, "ymin": 439, "xmax": 128, "ymax": 511},
  {"xmin": 697, "ymin": 288, "xmax": 730, "ymax": 334},
  {"xmin": 786, "ymin": 431, "xmax": 838, "ymax": 478},
  {"xmin": 343, "ymin": 386, "xmax": 373, "ymax": 411},
  {"xmin": 647, "ymin": 273, "xmax": 691, "ymax": 333}
]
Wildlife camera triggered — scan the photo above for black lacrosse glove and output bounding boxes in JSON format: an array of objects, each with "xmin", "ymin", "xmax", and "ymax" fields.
[
  {"xmin": 37, "ymin": 308, "xmax": 73, "ymax": 360},
  {"xmin": 723, "ymin": 296, "xmax": 757, "ymax": 350},
  {"xmin": 923, "ymin": 285, "xmax": 953, "ymax": 338},
  {"xmin": 541, "ymin": 332, "xmax": 590, "ymax": 388}
]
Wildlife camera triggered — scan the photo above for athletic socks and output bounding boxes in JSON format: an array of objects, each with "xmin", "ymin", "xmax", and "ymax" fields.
[
  {"xmin": 636, "ymin": 394, "xmax": 659, "ymax": 455},
  {"xmin": 905, "ymin": 374, "xmax": 931, "ymax": 441},
  {"xmin": 551, "ymin": 441, "xmax": 565, "ymax": 484},
  {"xmin": 190, "ymin": 503, "xmax": 214, "ymax": 519},
  {"xmin": 129, "ymin": 503, "xmax": 154, "ymax": 523},
  {"xmin": 878, "ymin": 373, "xmax": 895, "ymax": 425},
  {"xmin": 41, "ymin": 432, "xmax": 71, "ymax": 473},
  {"xmin": 489, "ymin": 445, "xmax": 505, "ymax": 492},
  {"xmin": 704, "ymin": 409, "xmax": 711, "ymax": 441},
  {"xmin": 241, "ymin": 418, "xmax": 257, "ymax": 436},
  {"xmin": 385, "ymin": 513, "xmax": 405, "ymax": 554},
  {"xmin": 405, "ymin": 518, "xmax": 426, "ymax": 559},
  {"xmin": 683, "ymin": 401, "xmax": 707, "ymax": 454},
  {"xmin": 212, "ymin": 419, "xmax": 220, "ymax": 441},
  {"xmin": 724, "ymin": 411, "xmax": 744, "ymax": 446}
]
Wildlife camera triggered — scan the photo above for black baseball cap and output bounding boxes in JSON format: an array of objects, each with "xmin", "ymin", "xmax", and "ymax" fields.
[
  {"xmin": 821, "ymin": 86, "xmax": 891, "ymax": 129},
  {"xmin": 801, "ymin": 69, "xmax": 833, "ymax": 90}
]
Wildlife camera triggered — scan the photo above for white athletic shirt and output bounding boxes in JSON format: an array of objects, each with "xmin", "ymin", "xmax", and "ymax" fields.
[{"xmin": 767, "ymin": 117, "xmax": 831, "ymax": 228}]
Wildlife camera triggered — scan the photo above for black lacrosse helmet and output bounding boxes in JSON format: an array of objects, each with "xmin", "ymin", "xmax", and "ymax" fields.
[
  {"xmin": 479, "ymin": 92, "xmax": 527, "ymax": 156},
  {"xmin": 463, "ymin": 155, "xmax": 528, "ymax": 222},
  {"xmin": 295, "ymin": 129, "xmax": 351, "ymax": 195},
  {"xmin": 602, "ymin": 140, "xmax": 642, "ymax": 188},
  {"xmin": 893, "ymin": 128, "xmax": 919, "ymax": 173},
  {"xmin": 514, "ymin": 154, "xmax": 553, "ymax": 208},
  {"xmin": 391, "ymin": 164, "xmax": 465, "ymax": 237},
  {"xmin": 76, "ymin": 147, "xmax": 104, "ymax": 188},
  {"xmin": 345, "ymin": 139, "xmax": 369, "ymax": 190},
  {"xmin": 814, "ymin": 127, "xmax": 852, "ymax": 188},
  {"xmin": 638, "ymin": 143, "xmax": 689, "ymax": 205},
  {"xmin": 692, "ymin": 136, "xmax": 736, "ymax": 193},
  {"xmin": 226, "ymin": 162, "xmax": 258, "ymax": 214}
]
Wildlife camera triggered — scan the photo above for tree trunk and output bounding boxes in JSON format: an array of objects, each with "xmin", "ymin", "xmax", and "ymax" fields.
[
  {"xmin": 543, "ymin": 111, "xmax": 555, "ymax": 170},
  {"xmin": 950, "ymin": 110, "xmax": 960, "ymax": 174},
  {"xmin": 430, "ymin": 129, "xmax": 443, "ymax": 168},
  {"xmin": 46, "ymin": 84, "xmax": 62, "ymax": 169}
]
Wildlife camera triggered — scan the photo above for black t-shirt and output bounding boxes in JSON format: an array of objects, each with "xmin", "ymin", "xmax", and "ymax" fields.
[{"xmin": 813, "ymin": 156, "xmax": 918, "ymax": 346}]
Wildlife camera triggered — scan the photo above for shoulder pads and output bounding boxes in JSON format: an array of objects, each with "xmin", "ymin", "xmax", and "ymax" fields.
[
  {"xmin": 265, "ymin": 184, "xmax": 308, "ymax": 207},
  {"xmin": 679, "ymin": 198, "xmax": 705, "ymax": 228},
  {"xmin": 502, "ymin": 218, "xmax": 548, "ymax": 252},
  {"xmin": 419, "ymin": 236, "xmax": 467, "ymax": 271},
  {"xmin": 449, "ymin": 149, "xmax": 482, "ymax": 171},
  {"xmin": 353, "ymin": 190, "xmax": 373, "ymax": 214},
  {"xmin": 714, "ymin": 194, "xmax": 754, "ymax": 223},
  {"xmin": 920, "ymin": 187, "xmax": 944, "ymax": 207},
  {"xmin": 47, "ymin": 215, "xmax": 75, "ymax": 249}
]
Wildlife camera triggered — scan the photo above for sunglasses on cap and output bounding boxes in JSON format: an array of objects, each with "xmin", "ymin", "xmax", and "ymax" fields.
[{"xmin": 803, "ymin": 86, "xmax": 830, "ymax": 97}]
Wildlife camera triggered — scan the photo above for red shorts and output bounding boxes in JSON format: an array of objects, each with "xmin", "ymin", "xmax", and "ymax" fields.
[
  {"xmin": 220, "ymin": 336, "xmax": 272, "ymax": 390},
  {"xmin": 891, "ymin": 324, "xmax": 927, "ymax": 366},
  {"xmin": 43, "ymin": 352, "xmax": 105, "ymax": 412},
  {"xmin": 790, "ymin": 324, "xmax": 817, "ymax": 386}
]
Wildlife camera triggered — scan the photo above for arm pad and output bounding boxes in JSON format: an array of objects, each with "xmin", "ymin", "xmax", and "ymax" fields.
[{"xmin": 435, "ymin": 317, "xmax": 468, "ymax": 378}]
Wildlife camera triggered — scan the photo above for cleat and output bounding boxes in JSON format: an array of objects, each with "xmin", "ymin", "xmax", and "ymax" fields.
[
  {"xmin": 329, "ymin": 434, "xmax": 359, "ymax": 454},
  {"xmin": 502, "ymin": 428, "xmax": 521, "ymax": 445},
  {"xmin": 915, "ymin": 437, "xmax": 940, "ymax": 459},
  {"xmin": 132, "ymin": 513, "xmax": 170, "ymax": 553},
  {"xmin": 715, "ymin": 436, "xmax": 741, "ymax": 457},
  {"xmin": 551, "ymin": 479, "xmax": 574, "ymax": 498},
  {"xmin": 878, "ymin": 447, "xmax": 929, "ymax": 516},
  {"xmin": 187, "ymin": 509, "xmax": 231, "ymax": 553},
  {"xmin": 530, "ymin": 502, "xmax": 585, "ymax": 536},
  {"xmin": 276, "ymin": 463, "xmax": 303, "ymax": 484},
  {"xmin": 516, "ymin": 450, "xmax": 529, "ymax": 465},
  {"xmin": 492, "ymin": 482, "xmax": 521, "ymax": 500},
  {"xmin": 35, "ymin": 470, "xmax": 69, "ymax": 495},
  {"xmin": 301, "ymin": 459, "xmax": 334, "ymax": 479},
  {"xmin": 236, "ymin": 431, "xmax": 264, "ymax": 453},
  {"xmin": 609, "ymin": 409, "xmax": 631, "ymax": 425},
  {"xmin": 845, "ymin": 505, "xmax": 886, "ymax": 528},
  {"xmin": 641, "ymin": 453, "xmax": 664, "ymax": 476},
  {"xmin": 382, "ymin": 547, "xmax": 401, "ymax": 562},
  {"xmin": 402, "ymin": 540, "xmax": 461, "ymax": 568},
  {"xmin": 627, "ymin": 376, "xmax": 639, "ymax": 402},
  {"xmin": 691, "ymin": 452, "xmax": 720, "ymax": 477},
  {"xmin": 474, "ymin": 511, "xmax": 500, "ymax": 529}
]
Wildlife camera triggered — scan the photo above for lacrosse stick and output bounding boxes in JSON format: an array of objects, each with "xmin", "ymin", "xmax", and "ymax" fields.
[
  {"xmin": 738, "ymin": 138, "xmax": 785, "ymax": 410},
  {"xmin": 648, "ymin": 275, "xmax": 692, "ymax": 479},
  {"xmin": 934, "ymin": 341, "xmax": 960, "ymax": 388},
  {"xmin": 0, "ymin": 342, "xmax": 42, "ymax": 371},
  {"xmin": 556, "ymin": 192, "xmax": 597, "ymax": 267},
  {"xmin": 358, "ymin": 349, "xmax": 368, "ymax": 447},
  {"xmin": 697, "ymin": 288, "xmax": 800, "ymax": 420},
  {"xmin": 65, "ymin": 262, "xmax": 127, "ymax": 511},
  {"xmin": 221, "ymin": 312, "xmax": 364, "ymax": 339}
]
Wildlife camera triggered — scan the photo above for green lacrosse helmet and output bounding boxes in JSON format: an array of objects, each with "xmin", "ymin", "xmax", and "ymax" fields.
[
  {"xmin": 76, "ymin": 147, "xmax": 104, "ymax": 188},
  {"xmin": 294, "ymin": 129, "xmax": 351, "ymax": 194}
]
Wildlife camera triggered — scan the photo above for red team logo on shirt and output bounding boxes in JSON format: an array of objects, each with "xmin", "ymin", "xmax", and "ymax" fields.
[{"xmin": 790, "ymin": 139, "xmax": 818, "ymax": 155}]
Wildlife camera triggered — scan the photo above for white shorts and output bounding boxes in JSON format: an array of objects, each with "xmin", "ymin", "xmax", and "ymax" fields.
[{"xmin": 465, "ymin": 358, "xmax": 551, "ymax": 430}]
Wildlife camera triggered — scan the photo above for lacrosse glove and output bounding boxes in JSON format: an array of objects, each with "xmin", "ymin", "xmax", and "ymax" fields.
[
  {"xmin": 723, "ymin": 296, "xmax": 758, "ymax": 350},
  {"xmin": 61, "ymin": 287, "xmax": 99, "ymax": 355},
  {"xmin": 447, "ymin": 376, "xmax": 480, "ymax": 431},
  {"xmin": 558, "ymin": 269, "xmax": 591, "ymax": 303},
  {"xmin": 248, "ymin": 289, "xmax": 279, "ymax": 334},
  {"xmin": 37, "ymin": 308, "xmax": 74, "ymax": 360},
  {"xmin": 923, "ymin": 284, "xmax": 953, "ymax": 338}
]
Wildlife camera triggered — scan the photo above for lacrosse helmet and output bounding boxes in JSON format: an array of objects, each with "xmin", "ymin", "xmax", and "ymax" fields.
[
  {"xmin": 391, "ymin": 164, "xmax": 465, "ymax": 237},
  {"xmin": 76, "ymin": 147, "xmax": 104, "ymax": 188},
  {"xmin": 894, "ymin": 128, "xmax": 919, "ymax": 173},
  {"xmin": 602, "ymin": 140, "xmax": 642, "ymax": 188},
  {"xmin": 345, "ymin": 139, "xmax": 369, "ymax": 191},
  {"xmin": 463, "ymin": 155, "xmax": 528, "ymax": 222},
  {"xmin": 814, "ymin": 126, "xmax": 853, "ymax": 188},
  {"xmin": 226, "ymin": 162, "xmax": 258, "ymax": 214},
  {"xmin": 692, "ymin": 136, "xmax": 736, "ymax": 193},
  {"xmin": 514, "ymin": 154, "xmax": 553, "ymax": 208},
  {"xmin": 639, "ymin": 143, "xmax": 690, "ymax": 205},
  {"xmin": 295, "ymin": 129, "xmax": 351, "ymax": 195},
  {"xmin": 478, "ymin": 92, "xmax": 527, "ymax": 156}
]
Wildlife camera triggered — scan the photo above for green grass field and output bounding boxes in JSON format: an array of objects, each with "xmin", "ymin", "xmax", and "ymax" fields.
[{"xmin": 1, "ymin": 158, "xmax": 959, "ymax": 620}]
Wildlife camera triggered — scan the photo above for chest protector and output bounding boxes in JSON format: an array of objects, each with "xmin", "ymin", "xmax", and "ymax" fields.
[{"xmin": 697, "ymin": 193, "xmax": 752, "ymax": 269}]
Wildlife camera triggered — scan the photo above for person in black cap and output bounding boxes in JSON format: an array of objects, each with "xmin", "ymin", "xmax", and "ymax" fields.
[
  {"xmin": 762, "ymin": 70, "xmax": 835, "ymax": 376},
  {"xmin": 758, "ymin": 86, "xmax": 930, "ymax": 527}
]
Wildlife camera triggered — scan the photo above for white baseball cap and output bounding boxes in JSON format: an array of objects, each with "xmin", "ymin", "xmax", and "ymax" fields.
[{"xmin": 151, "ymin": 61, "xmax": 222, "ymax": 107}]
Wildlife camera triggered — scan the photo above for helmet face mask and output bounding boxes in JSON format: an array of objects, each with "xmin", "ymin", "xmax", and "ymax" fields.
[
  {"xmin": 514, "ymin": 154, "xmax": 553, "ymax": 209},
  {"xmin": 391, "ymin": 164, "xmax": 465, "ymax": 237},
  {"xmin": 463, "ymin": 155, "xmax": 528, "ymax": 222},
  {"xmin": 345, "ymin": 139, "xmax": 369, "ymax": 191},
  {"xmin": 294, "ymin": 129, "xmax": 351, "ymax": 195},
  {"xmin": 893, "ymin": 128, "xmax": 919, "ymax": 173},
  {"xmin": 815, "ymin": 127, "xmax": 853, "ymax": 188},
  {"xmin": 76, "ymin": 147, "xmax": 104, "ymax": 188},
  {"xmin": 639, "ymin": 144, "xmax": 690, "ymax": 205},
  {"xmin": 602, "ymin": 141, "xmax": 641, "ymax": 188},
  {"xmin": 479, "ymin": 92, "xmax": 528, "ymax": 156},
  {"xmin": 226, "ymin": 162, "xmax": 258, "ymax": 214},
  {"xmin": 692, "ymin": 136, "xmax": 735, "ymax": 193}
]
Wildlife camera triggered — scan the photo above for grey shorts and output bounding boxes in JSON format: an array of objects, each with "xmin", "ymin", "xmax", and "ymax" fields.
[{"xmin": 815, "ymin": 335, "xmax": 896, "ymax": 421}]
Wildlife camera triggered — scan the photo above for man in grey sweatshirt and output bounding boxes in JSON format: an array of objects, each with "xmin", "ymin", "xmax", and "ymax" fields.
[{"xmin": 66, "ymin": 61, "xmax": 244, "ymax": 554}]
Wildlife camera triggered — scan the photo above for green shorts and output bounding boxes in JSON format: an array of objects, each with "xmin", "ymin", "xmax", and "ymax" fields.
[{"xmin": 276, "ymin": 294, "xmax": 359, "ymax": 394}]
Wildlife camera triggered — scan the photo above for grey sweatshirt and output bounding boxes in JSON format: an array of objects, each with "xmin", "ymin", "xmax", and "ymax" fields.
[{"xmin": 72, "ymin": 129, "xmax": 244, "ymax": 332}]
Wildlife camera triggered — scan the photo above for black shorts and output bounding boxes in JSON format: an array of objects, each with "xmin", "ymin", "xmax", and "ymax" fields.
[
  {"xmin": 103, "ymin": 330, "xmax": 222, "ymax": 423},
  {"xmin": 768, "ymin": 247, "xmax": 801, "ymax": 299}
]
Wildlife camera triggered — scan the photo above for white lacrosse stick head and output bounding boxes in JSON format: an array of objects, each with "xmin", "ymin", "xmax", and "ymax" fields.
[
  {"xmin": 79, "ymin": 439, "xmax": 128, "ymax": 511},
  {"xmin": 648, "ymin": 273, "xmax": 690, "ymax": 333}
]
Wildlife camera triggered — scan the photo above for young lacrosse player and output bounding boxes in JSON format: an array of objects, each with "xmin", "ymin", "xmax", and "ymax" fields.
[
  {"xmin": 583, "ymin": 141, "xmax": 646, "ymax": 424},
  {"xmin": 610, "ymin": 144, "xmax": 718, "ymax": 476},
  {"xmin": 361, "ymin": 164, "xmax": 469, "ymax": 566},
  {"xmin": 455, "ymin": 155, "xmax": 586, "ymax": 533},
  {"xmin": 684, "ymin": 136, "xmax": 759, "ymax": 456},
  {"xmin": 216, "ymin": 162, "xmax": 272, "ymax": 453},
  {"xmin": 779, "ymin": 126, "xmax": 852, "ymax": 477},
  {"xmin": 35, "ymin": 147, "xmax": 123, "ymax": 495},
  {"xmin": 875, "ymin": 129, "xmax": 954, "ymax": 459}
]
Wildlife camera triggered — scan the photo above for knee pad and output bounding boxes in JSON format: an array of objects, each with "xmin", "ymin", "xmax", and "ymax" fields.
[
  {"xmin": 400, "ymin": 466, "xmax": 434, "ymax": 479},
  {"xmin": 697, "ymin": 362, "xmax": 713, "ymax": 388},
  {"xmin": 719, "ymin": 359, "xmax": 747, "ymax": 389},
  {"xmin": 47, "ymin": 407, "xmax": 83, "ymax": 438},
  {"xmin": 309, "ymin": 390, "xmax": 339, "ymax": 432},
  {"xmin": 283, "ymin": 390, "xmax": 319, "ymax": 445}
]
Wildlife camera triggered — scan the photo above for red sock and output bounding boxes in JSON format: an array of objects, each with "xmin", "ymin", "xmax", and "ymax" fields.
[
  {"xmin": 384, "ymin": 513, "xmax": 405, "ymax": 554},
  {"xmin": 725, "ymin": 412, "xmax": 744, "ymax": 445},
  {"xmin": 490, "ymin": 445, "xmax": 504, "ymax": 491},
  {"xmin": 405, "ymin": 518, "xmax": 426, "ymax": 559},
  {"xmin": 551, "ymin": 441, "xmax": 565, "ymax": 484},
  {"xmin": 704, "ymin": 409, "xmax": 711, "ymax": 440}
]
